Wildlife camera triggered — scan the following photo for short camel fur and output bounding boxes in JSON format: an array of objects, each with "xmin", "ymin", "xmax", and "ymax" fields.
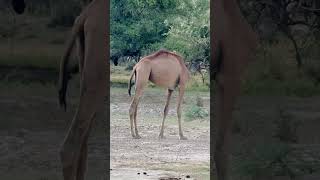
[
  {"xmin": 11, "ymin": 0, "xmax": 108, "ymax": 180},
  {"xmin": 212, "ymin": 0, "xmax": 258, "ymax": 180},
  {"xmin": 58, "ymin": 0, "xmax": 108, "ymax": 180},
  {"xmin": 128, "ymin": 50, "xmax": 190, "ymax": 140}
]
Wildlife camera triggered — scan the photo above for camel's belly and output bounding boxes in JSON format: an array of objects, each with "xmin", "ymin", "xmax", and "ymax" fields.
[
  {"xmin": 147, "ymin": 56, "xmax": 182, "ymax": 89},
  {"xmin": 149, "ymin": 73, "xmax": 179, "ymax": 89}
]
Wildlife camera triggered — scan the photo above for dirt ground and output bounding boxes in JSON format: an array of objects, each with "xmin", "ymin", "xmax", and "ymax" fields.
[
  {"xmin": 110, "ymin": 88, "xmax": 210, "ymax": 180},
  {"xmin": 1, "ymin": 79, "xmax": 320, "ymax": 180},
  {"xmin": 0, "ymin": 81, "xmax": 108, "ymax": 180}
]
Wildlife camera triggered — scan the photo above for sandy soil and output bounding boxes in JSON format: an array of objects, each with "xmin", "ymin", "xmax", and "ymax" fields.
[
  {"xmin": 0, "ymin": 83, "xmax": 108, "ymax": 180},
  {"xmin": 1, "ymin": 81, "xmax": 320, "ymax": 180},
  {"xmin": 110, "ymin": 88, "xmax": 210, "ymax": 180}
]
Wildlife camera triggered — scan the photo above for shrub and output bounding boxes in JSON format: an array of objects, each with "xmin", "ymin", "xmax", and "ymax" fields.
[{"xmin": 184, "ymin": 104, "xmax": 208, "ymax": 121}]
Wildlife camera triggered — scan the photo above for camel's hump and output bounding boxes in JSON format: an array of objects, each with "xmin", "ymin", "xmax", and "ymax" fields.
[{"xmin": 144, "ymin": 49, "xmax": 183, "ymax": 61}]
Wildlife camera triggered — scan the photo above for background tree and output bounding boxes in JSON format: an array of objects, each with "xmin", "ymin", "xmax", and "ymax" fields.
[
  {"xmin": 240, "ymin": 0, "xmax": 320, "ymax": 67},
  {"xmin": 110, "ymin": 0, "xmax": 210, "ymax": 73}
]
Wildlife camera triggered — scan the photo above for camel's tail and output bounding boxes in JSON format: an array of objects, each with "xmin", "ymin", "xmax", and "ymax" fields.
[
  {"xmin": 58, "ymin": 18, "xmax": 82, "ymax": 111},
  {"xmin": 128, "ymin": 68, "xmax": 136, "ymax": 96}
]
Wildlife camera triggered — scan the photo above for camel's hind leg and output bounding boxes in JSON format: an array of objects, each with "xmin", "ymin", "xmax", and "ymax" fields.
[
  {"xmin": 129, "ymin": 67, "xmax": 149, "ymax": 139},
  {"xmin": 159, "ymin": 89, "xmax": 173, "ymax": 139},
  {"xmin": 177, "ymin": 85, "xmax": 187, "ymax": 140},
  {"xmin": 60, "ymin": 26, "xmax": 107, "ymax": 180}
]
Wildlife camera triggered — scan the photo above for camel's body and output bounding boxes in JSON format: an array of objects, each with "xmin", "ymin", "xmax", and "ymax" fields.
[
  {"xmin": 212, "ymin": 0, "xmax": 258, "ymax": 180},
  {"xmin": 128, "ymin": 50, "xmax": 189, "ymax": 140},
  {"xmin": 57, "ymin": 0, "xmax": 108, "ymax": 180},
  {"xmin": 11, "ymin": 1, "xmax": 108, "ymax": 180}
]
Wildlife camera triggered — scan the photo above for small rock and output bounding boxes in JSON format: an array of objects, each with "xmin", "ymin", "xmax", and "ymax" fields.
[
  {"xmin": 143, "ymin": 172, "xmax": 147, "ymax": 175},
  {"xmin": 186, "ymin": 175, "xmax": 190, "ymax": 178}
]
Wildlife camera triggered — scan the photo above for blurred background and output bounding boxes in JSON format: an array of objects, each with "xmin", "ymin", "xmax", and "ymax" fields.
[
  {"xmin": 0, "ymin": 1, "xmax": 107, "ymax": 180},
  {"xmin": 0, "ymin": 0, "xmax": 319, "ymax": 179},
  {"xmin": 216, "ymin": 1, "xmax": 320, "ymax": 180}
]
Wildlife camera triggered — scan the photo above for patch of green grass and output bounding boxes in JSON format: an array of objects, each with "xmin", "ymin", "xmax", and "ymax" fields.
[{"xmin": 184, "ymin": 104, "xmax": 209, "ymax": 121}]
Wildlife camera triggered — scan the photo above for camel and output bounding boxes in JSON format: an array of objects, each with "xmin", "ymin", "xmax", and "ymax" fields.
[
  {"xmin": 128, "ymin": 50, "xmax": 190, "ymax": 140},
  {"xmin": 57, "ymin": 0, "xmax": 108, "ymax": 180},
  {"xmin": 9, "ymin": 1, "xmax": 108, "ymax": 180},
  {"xmin": 212, "ymin": 0, "xmax": 259, "ymax": 180}
]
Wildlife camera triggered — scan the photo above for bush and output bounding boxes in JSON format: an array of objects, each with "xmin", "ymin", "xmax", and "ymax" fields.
[{"xmin": 184, "ymin": 104, "xmax": 208, "ymax": 121}]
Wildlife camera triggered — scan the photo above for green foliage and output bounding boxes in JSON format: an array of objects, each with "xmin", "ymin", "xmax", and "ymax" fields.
[
  {"xmin": 154, "ymin": 0, "xmax": 210, "ymax": 65},
  {"xmin": 184, "ymin": 104, "xmax": 208, "ymax": 121},
  {"xmin": 111, "ymin": 0, "xmax": 209, "ymax": 68},
  {"xmin": 111, "ymin": 0, "xmax": 179, "ymax": 57}
]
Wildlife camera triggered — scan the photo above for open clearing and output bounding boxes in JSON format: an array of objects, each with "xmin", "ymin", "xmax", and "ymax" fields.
[
  {"xmin": 110, "ymin": 87, "xmax": 210, "ymax": 180},
  {"xmin": 0, "ymin": 76, "xmax": 320, "ymax": 179}
]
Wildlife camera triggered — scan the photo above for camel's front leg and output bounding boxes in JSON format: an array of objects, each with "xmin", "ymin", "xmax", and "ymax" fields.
[
  {"xmin": 214, "ymin": 75, "xmax": 240, "ymax": 180},
  {"xmin": 159, "ymin": 89, "xmax": 173, "ymax": 139},
  {"xmin": 60, "ymin": 62, "xmax": 107, "ymax": 180},
  {"xmin": 177, "ymin": 85, "xmax": 187, "ymax": 140}
]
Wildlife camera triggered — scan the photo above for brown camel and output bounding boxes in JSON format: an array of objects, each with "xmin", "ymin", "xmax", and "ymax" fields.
[
  {"xmin": 128, "ymin": 50, "xmax": 190, "ymax": 140},
  {"xmin": 58, "ymin": 0, "xmax": 108, "ymax": 180},
  {"xmin": 10, "ymin": 0, "xmax": 108, "ymax": 179},
  {"xmin": 212, "ymin": 0, "xmax": 259, "ymax": 180}
]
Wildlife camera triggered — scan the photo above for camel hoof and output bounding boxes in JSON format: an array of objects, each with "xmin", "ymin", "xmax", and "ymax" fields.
[{"xmin": 179, "ymin": 136, "xmax": 187, "ymax": 140}]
